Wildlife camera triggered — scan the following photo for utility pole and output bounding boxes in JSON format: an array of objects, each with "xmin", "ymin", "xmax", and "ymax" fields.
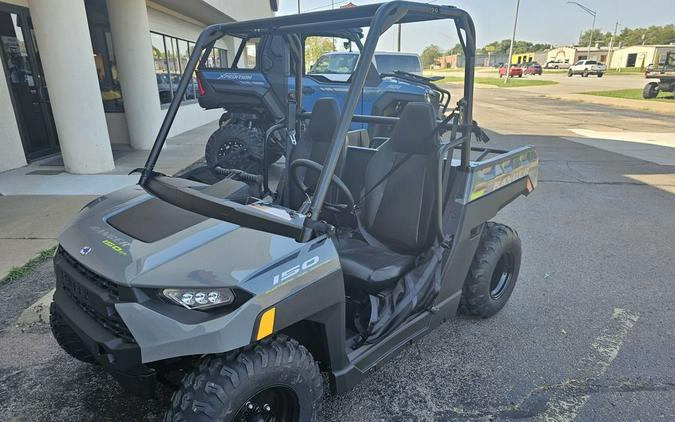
[
  {"xmin": 567, "ymin": 2, "xmax": 597, "ymax": 60},
  {"xmin": 504, "ymin": 0, "xmax": 521, "ymax": 84},
  {"xmin": 608, "ymin": 21, "xmax": 622, "ymax": 69},
  {"xmin": 397, "ymin": 23, "xmax": 402, "ymax": 52},
  {"xmin": 297, "ymin": 0, "xmax": 300, "ymax": 14}
]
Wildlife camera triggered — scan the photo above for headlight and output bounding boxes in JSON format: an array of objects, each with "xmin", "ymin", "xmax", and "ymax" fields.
[{"xmin": 161, "ymin": 288, "xmax": 235, "ymax": 310}]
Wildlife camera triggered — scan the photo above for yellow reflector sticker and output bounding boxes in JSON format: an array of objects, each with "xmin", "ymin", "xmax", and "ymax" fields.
[{"xmin": 256, "ymin": 307, "xmax": 276, "ymax": 340}]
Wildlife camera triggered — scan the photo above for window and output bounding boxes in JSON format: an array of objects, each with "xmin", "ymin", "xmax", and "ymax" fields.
[
  {"xmin": 374, "ymin": 54, "xmax": 422, "ymax": 74},
  {"xmin": 310, "ymin": 53, "xmax": 358, "ymax": 75},
  {"xmin": 85, "ymin": 0, "xmax": 123, "ymax": 112},
  {"xmin": 231, "ymin": 38, "xmax": 258, "ymax": 69},
  {"xmin": 204, "ymin": 47, "xmax": 229, "ymax": 69},
  {"xmin": 151, "ymin": 32, "xmax": 225, "ymax": 105}
]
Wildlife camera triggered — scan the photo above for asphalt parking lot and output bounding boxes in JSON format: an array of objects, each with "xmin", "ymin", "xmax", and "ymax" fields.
[{"xmin": 1, "ymin": 87, "xmax": 674, "ymax": 421}]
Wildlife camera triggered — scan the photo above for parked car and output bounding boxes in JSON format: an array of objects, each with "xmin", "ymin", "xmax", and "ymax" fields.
[
  {"xmin": 309, "ymin": 51, "xmax": 423, "ymax": 82},
  {"xmin": 568, "ymin": 60, "xmax": 606, "ymax": 77},
  {"xmin": 544, "ymin": 60, "xmax": 570, "ymax": 69},
  {"xmin": 499, "ymin": 64, "xmax": 523, "ymax": 78},
  {"xmin": 523, "ymin": 62, "xmax": 542, "ymax": 75}
]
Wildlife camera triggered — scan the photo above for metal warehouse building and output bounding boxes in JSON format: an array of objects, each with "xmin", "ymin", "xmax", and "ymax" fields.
[
  {"xmin": 608, "ymin": 45, "xmax": 675, "ymax": 70},
  {"xmin": 0, "ymin": 0, "xmax": 276, "ymax": 174}
]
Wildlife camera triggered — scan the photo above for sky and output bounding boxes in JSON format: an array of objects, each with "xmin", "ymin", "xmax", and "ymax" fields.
[{"xmin": 276, "ymin": 0, "xmax": 675, "ymax": 53}]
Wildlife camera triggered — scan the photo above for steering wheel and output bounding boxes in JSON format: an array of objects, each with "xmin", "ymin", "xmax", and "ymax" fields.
[{"xmin": 290, "ymin": 159, "xmax": 355, "ymax": 212}]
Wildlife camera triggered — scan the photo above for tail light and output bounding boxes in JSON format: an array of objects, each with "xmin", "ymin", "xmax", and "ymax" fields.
[{"xmin": 196, "ymin": 71, "xmax": 206, "ymax": 96}]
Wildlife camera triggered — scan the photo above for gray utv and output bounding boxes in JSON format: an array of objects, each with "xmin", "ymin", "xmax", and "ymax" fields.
[{"xmin": 49, "ymin": 2, "xmax": 539, "ymax": 421}]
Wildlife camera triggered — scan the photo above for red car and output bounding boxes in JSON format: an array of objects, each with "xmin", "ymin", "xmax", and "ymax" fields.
[
  {"xmin": 523, "ymin": 62, "xmax": 543, "ymax": 75},
  {"xmin": 499, "ymin": 65, "xmax": 523, "ymax": 78}
]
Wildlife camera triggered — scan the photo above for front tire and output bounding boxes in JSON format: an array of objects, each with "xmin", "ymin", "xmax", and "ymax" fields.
[
  {"xmin": 50, "ymin": 303, "xmax": 97, "ymax": 364},
  {"xmin": 643, "ymin": 82, "xmax": 659, "ymax": 99},
  {"xmin": 567, "ymin": 70, "xmax": 573, "ymax": 77},
  {"xmin": 459, "ymin": 223, "xmax": 521, "ymax": 318},
  {"xmin": 597, "ymin": 73, "xmax": 604, "ymax": 78},
  {"xmin": 164, "ymin": 335, "xmax": 323, "ymax": 422}
]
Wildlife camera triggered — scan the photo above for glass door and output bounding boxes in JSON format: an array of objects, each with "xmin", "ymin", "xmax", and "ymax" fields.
[{"xmin": 0, "ymin": 3, "xmax": 59, "ymax": 160}]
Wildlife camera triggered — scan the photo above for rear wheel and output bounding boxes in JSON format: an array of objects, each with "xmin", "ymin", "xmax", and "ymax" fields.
[
  {"xmin": 205, "ymin": 124, "xmax": 265, "ymax": 175},
  {"xmin": 597, "ymin": 72, "xmax": 604, "ymax": 78},
  {"xmin": 164, "ymin": 335, "xmax": 323, "ymax": 422},
  {"xmin": 459, "ymin": 222, "xmax": 521, "ymax": 318},
  {"xmin": 567, "ymin": 70, "xmax": 573, "ymax": 77},
  {"xmin": 643, "ymin": 82, "xmax": 660, "ymax": 99},
  {"xmin": 50, "ymin": 303, "xmax": 97, "ymax": 364}
]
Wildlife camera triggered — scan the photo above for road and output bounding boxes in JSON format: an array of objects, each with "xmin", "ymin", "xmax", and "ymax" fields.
[{"xmin": 1, "ymin": 88, "xmax": 674, "ymax": 421}]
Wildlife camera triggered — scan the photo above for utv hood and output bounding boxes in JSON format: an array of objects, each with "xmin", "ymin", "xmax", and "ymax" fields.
[{"xmin": 58, "ymin": 186, "xmax": 303, "ymax": 290}]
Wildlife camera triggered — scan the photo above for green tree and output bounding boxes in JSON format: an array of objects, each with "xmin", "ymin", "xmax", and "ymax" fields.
[
  {"xmin": 578, "ymin": 24, "xmax": 675, "ymax": 47},
  {"xmin": 616, "ymin": 24, "xmax": 675, "ymax": 46},
  {"xmin": 421, "ymin": 44, "xmax": 442, "ymax": 67},
  {"xmin": 578, "ymin": 29, "xmax": 613, "ymax": 46},
  {"xmin": 480, "ymin": 39, "xmax": 551, "ymax": 54},
  {"xmin": 446, "ymin": 43, "xmax": 463, "ymax": 55},
  {"xmin": 304, "ymin": 36, "xmax": 335, "ymax": 70}
]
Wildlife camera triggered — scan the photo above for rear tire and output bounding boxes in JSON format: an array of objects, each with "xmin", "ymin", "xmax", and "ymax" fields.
[
  {"xmin": 50, "ymin": 303, "xmax": 97, "ymax": 364},
  {"xmin": 567, "ymin": 70, "xmax": 573, "ymax": 77},
  {"xmin": 459, "ymin": 222, "xmax": 521, "ymax": 318},
  {"xmin": 643, "ymin": 82, "xmax": 659, "ymax": 99},
  {"xmin": 164, "ymin": 335, "xmax": 323, "ymax": 422},
  {"xmin": 205, "ymin": 124, "xmax": 265, "ymax": 175},
  {"xmin": 597, "ymin": 73, "xmax": 604, "ymax": 78}
]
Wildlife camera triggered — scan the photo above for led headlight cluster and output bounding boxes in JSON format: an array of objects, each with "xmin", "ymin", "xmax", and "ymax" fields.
[{"xmin": 161, "ymin": 288, "xmax": 235, "ymax": 310}]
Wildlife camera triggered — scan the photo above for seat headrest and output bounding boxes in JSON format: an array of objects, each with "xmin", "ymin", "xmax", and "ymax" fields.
[
  {"xmin": 308, "ymin": 98, "xmax": 340, "ymax": 142},
  {"xmin": 388, "ymin": 102, "xmax": 438, "ymax": 154}
]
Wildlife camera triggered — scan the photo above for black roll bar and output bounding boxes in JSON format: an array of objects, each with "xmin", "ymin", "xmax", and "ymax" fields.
[{"xmin": 138, "ymin": 2, "xmax": 477, "ymax": 242}]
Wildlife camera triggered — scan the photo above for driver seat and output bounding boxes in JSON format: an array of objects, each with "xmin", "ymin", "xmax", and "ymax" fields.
[
  {"xmin": 337, "ymin": 102, "xmax": 439, "ymax": 294},
  {"xmin": 288, "ymin": 98, "xmax": 346, "ymax": 209}
]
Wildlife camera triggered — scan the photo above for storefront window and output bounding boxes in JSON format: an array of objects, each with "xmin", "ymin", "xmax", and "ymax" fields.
[
  {"xmin": 85, "ymin": 0, "xmax": 123, "ymax": 112},
  {"xmin": 151, "ymin": 31, "xmax": 225, "ymax": 105}
]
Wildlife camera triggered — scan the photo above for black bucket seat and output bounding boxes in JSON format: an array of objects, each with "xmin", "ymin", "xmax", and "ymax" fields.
[{"xmin": 337, "ymin": 102, "xmax": 439, "ymax": 294}]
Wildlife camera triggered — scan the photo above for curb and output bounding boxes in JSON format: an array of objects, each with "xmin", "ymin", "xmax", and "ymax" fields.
[{"xmin": 16, "ymin": 288, "xmax": 54, "ymax": 328}]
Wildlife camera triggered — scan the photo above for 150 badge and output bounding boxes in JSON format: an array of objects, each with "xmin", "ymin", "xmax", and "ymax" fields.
[
  {"xmin": 272, "ymin": 256, "xmax": 320, "ymax": 286},
  {"xmin": 102, "ymin": 239, "xmax": 128, "ymax": 256}
]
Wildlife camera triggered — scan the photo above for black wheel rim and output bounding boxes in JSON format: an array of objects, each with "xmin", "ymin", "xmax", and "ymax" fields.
[
  {"xmin": 489, "ymin": 252, "xmax": 514, "ymax": 299},
  {"xmin": 216, "ymin": 139, "xmax": 259, "ymax": 171},
  {"xmin": 233, "ymin": 386, "xmax": 300, "ymax": 422}
]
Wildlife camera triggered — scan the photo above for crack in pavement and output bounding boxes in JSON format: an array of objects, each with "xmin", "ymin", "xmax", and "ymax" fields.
[
  {"xmin": 434, "ymin": 378, "xmax": 675, "ymax": 420},
  {"xmin": 434, "ymin": 308, "xmax": 642, "ymax": 422}
]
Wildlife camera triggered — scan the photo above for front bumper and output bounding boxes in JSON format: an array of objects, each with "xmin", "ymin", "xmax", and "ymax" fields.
[{"xmin": 52, "ymin": 248, "xmax": 156, "ymax": 397}]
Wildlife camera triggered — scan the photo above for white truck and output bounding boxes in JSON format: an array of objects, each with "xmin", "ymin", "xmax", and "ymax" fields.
[
  {"xmin": 568, "ymin": 60, "xmax": 606, "ymax": 77},
  {"xmin": 544, "ymin": 60, "xmax": 570, "ymax": 69}
]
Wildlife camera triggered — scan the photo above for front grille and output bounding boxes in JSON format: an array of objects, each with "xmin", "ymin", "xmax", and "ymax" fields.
[
  {"xmin": 59, "ymin": 247, "xmax": 120, "ymax": 300},
  {"xmin": 55, "ymin": 247, "xmax": 136, "ymax": 343}
]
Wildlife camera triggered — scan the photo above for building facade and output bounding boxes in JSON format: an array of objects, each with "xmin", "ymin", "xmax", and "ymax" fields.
[
  {"xmin": 608, "ymin": 45, "xmax": 675, "ymax": 70},
  {"xmin": 0, "ymin": 0, "xmax": 276, "ymax": 173},
  {"xmin": 545, "ymin": 46, "xmax": 609, "ymax": 65}
]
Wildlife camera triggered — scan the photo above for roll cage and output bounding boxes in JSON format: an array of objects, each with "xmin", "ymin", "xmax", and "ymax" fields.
[{"xmin": 139, "ymin": 1, "xmax": 478, "ymax": 242}]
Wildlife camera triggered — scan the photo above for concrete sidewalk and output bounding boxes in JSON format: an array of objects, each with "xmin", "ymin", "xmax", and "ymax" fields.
[{"xmin": 0, "ymin": 120, "xmax": 217, "ymax": 280}]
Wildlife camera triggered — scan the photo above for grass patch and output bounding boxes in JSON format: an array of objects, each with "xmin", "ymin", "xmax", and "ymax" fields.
[
  {"xmin": 439, "ymin": 75, "xmax": 558, "ymax": 88},
  {"xmin": 1, "ymin": 246, "xmax": 57, "ymax": 287},
  {"xmin": 580, "ymin": 88, "xmax": 674, "ymax": 102}
]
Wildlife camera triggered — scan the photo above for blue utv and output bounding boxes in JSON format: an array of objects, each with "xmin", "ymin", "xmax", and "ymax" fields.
[{"xmin": 196, "ymin": 28, "xmax": 450, "ymax": 176}]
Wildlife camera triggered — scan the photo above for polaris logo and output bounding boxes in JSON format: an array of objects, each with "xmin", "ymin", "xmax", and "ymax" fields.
[
  {"xmin": 272, "ymin": 256, "xmax": 320, "ymax": 285},
  {"xmin": 79, "ymin": 246, "xmax": 92, "ymax": 256}
]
